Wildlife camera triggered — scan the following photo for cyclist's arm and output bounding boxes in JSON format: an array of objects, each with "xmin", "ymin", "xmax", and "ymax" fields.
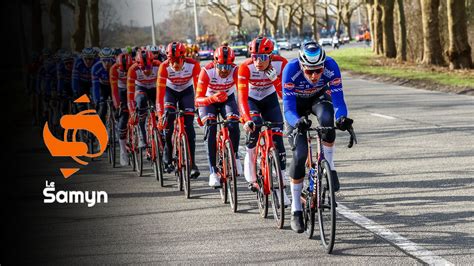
[
  {"xmin": 127, "ymin": 64, "xmax": 137, "ymax": 112},
  {"xmin": 109, "ymin": 64, "xmax": 120, "ymax": 109},
  {"xmin": 192, "ymin": 61, "xmax": 201, "ymax": 90},
  {"xmin": 237, "ymin": 63, "xmax": 251, "ymax": 122},
  {"xmin": 282, "ymin": 64, "xmax": 299, "ymax": 128},
  {"xmin": 156, "ymin": 63, "xmax": 168, "ymax": 117},
  {"xmin": 272, "ymin": 55, "xmax": 288, "ymax": 99},
  {"xmin": 195, "ymin": 68, "xmax": 211, "ymax": 107},
  {"xmin": 326, "ymin": 59, "xmax": 347, "ymax": 120}
]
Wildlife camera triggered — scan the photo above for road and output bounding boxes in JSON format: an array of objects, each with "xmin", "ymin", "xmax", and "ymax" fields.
[{"xmin": 12, "ymin": 48, "xmax": 473, "ymax": 264}]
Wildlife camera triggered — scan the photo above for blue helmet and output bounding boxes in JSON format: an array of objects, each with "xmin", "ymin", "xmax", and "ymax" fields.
[
  {"xmin": 81, "ymin": 47, "xmax": 95, "ymax": 59},
  {"xmin": 99, "ymin": 47, "xmax": 114, "ymax": 58},
  {"xmin": 298, "ymin": 41, "xmax": 326, "ymax": 67}
]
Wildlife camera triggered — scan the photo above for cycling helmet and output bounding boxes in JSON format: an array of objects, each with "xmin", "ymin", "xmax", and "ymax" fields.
[
  {"xmin": 61, "ymin": 51, "xmax": 75, "ymax": 63},
  {"xmin": 81, "ymin": 47, "xmax": 95, "ymax": 59},
  {"xmin": 137, "ymin": 49, "xmax": 154, "ymax": 69},
  {"xmin": 117, "ymin": 53, "xmax": 133, "ymax": 72},
  {"xmin": 149, "ymin": 45, "xmax": 160, "ymax": 53},
  {"xmin": 99, "ymin": 47, "xmax": 114, "ymax": 58},
  {"xmin": 298, "ymin": 41, "xmax": 326, "ymax": 67},
  {"xmin": 166, "ymin": 42, "xmax": 186, "ymax": 58},
  {"xmin": 249, "ymin": 37, "xmax": 273, "ymax": 54},
  {"xmin": 214, "ymin": 46, "xmax": 235, "ymax": 65}
]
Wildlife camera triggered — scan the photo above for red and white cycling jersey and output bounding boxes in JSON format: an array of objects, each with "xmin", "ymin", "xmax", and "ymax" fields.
[
  {"xmin": 197, "ymin": 62, "xmax": 238, "ymax": 97},
  {"xmin": 127, "ymin": 60, "xmax": 161, "ymax": 109},
  {"xmin": 158, "ymin": 58, "xmax": 200, "ymax": 92}
]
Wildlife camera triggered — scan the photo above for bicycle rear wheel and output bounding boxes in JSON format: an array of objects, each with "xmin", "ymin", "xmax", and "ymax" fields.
[
  {"xmin": 255, "ymin": 149, "xmax": 268, "ymax": 218},
  {"xmin": 217, "ymin": 146, "xmax": 228, "ymax": 204},
  {"xmin": 152, "ymin": 128, "xmax": 164, "ymax": 187},
  {"xmin": 179, "ymin": 134, "xmax": 191, "ymax": 198},
  {"xmin": 268, "ymin": 148, "xmax": 284, "ymax": 229},
  {"xmin": 317, "ymin": 160, "xmax": 336, "ymax": 254},
  {"xmin": 302, "ymin": 189, "xmax": 316, "ymax": 238},
  {"xmin": 107, "ymin": 116, "xmax": 116, "ymax": 168},
  {"xmin": 133, "ymin": 126, "xmax": 143, "ymax": 177},
  {"xmin": 224, "ymin": 141, "xmax": 238, "ymax": 212}
]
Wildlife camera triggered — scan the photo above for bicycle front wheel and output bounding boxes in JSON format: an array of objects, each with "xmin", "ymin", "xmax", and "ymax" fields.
[
  {"xmin": 152, "ymin": 128, "xmax": 164, "ymax": 187},
  {"xmin": 133, "ymin": 126, "xmax": 143, "ymax": 177},
  {"xmin": 268, "ymin": 148, "xmax": 284, "ymax": 229},
  {"xmin": 179, "ymin": 134, "xmax": 191, "ymax": 199},
  {"xmin": 255, "ymin": 149, "xmax": 268, "ymax": 218},
  {"xmin": 317, "ymin": 159, "xmax": 336, "ymax": 254},
  {"xmin": 224, "ymin": 140, "xmax": 238, "ymax": 212}
]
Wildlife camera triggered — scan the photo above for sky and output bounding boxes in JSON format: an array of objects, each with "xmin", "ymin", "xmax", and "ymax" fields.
[{"xmin": 115, "ymin": 0, "xmax": 176, "ymax": 27}]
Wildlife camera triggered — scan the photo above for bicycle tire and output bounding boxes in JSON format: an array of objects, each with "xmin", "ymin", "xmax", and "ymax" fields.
[
  {"xmin": 268, "ymin": 148, "xmax": 284, "ymax": 229},
  {"xmin": 152, "ymin": 128, "xmax": 164, "ymax": 187},
  {"xmin": 218, "ymin": 146, "xmax": 228, "ymax": 204},
  {"xmin": 133, "ymin": 126, "xmax": 143, "ymax": 177},
  {"xmin": 180, "ymin": 133, "xmax": 191, "ymax": 199},
  {"xmin": 256, "ymin": 148, "xmax": 268, "ymax": 218},
  {"xmin": 225, "ymin": 141, "xmax": 238, "ymax": 212},
  {"xmin": 317, "ymin": 160, "xmax": 336, "ymax": 254},
  {"xmin": 302, "ymin": 189, "xmax": 316, "ymax": 238}
]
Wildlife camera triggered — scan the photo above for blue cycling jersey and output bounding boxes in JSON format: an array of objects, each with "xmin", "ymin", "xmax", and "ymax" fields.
[
  {"xmin": 91, "ymin": 61, "xmax": 111, "ymax": 104},
  {"xmin": 282, "ymin": 56, "xmax": 348, "ymax": 127},
  {"xmin": 72, "ymin": 57, "xmax": 96, "ymax": 96},
  {"xmin": 56, "ymin": 60, "xmax": 72, "ymax": 96}
]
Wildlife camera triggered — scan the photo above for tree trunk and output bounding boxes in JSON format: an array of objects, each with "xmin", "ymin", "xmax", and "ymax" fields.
[
  {"xmin": 324, "ymin": 0, "xmax": 330, "ymax": 28},
  {"xmin": 396, "ymin": 0, "xmax": 407, "ymax": 61},
  {"xmin": 374, "ymin": 0, "xmax": 384, "ymax": 54},
  {"xmin": 381, "ymin": 0, "xmax": 396, "ymax": 58},
  {"xmin": 297, "ymin": 0, "xmax": 304, "ymax": 38},
  {"xmin": 446, "ymin": 0, "xmax": 472, "ymax": 69},
  {"xmin": 420, "ymin": 0, "xmax": 444, "ymax": 65},
  {"xmin": 89, "ymin": 0, "xmax": 100, "ymax": 46},
  {"xmin": 72, "ymin": 0, "xmax": 87, "ymax": 51},
  {"xmin": 311, "ymin": 1, "xmax": 318, "ymax": 40},
  {"xmin": 335, "ymin": 0, "xmax": 342, "ymax": 37},
  {"xmin": 31, "ymin": 0, "xmax": 44, "ymax": 52},
  {"xmin": 49, "ymin": 0, "xmax": 62, "ymax": 51},
  {"xmin": 236, "ymin": 0, "xmax": 243, "ymax": 34}
]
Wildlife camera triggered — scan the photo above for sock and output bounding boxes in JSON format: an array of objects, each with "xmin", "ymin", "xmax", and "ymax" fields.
[
  {"xmin": 323, "ymin": 145, "xmax": 335, "ymax": 170},
  {"xmin": 291, "ymin": 182, "xmax": 303, "ymax": 212}
]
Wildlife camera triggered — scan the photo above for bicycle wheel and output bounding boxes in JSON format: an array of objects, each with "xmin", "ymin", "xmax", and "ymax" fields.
[
  {"xmin": 108, "ymin": 116, "xmax": 116, "ymax": 168},
  {"xmin": 133, "ymin": 126, "xmax": 143, "ymax": 177},
  {"xmin": 218, "ymin": 147, "xmax": 228, "ymax": 204},
  {"xmin": 255, "ymin": 149, "xmax": 268, "ymax": 218},
  {"xmin": 179, "ymin": 134, "xmax": 191, "ymax": 198},
  {"xmin": 128, "ymin": 127, "xmax": 136, "ymax": 171},
  {"xmin": 302, "ymin": 189, "xmax": 316, "ymax": 238},
  {"xmin": 152, "ymin": 128, "xmax": 164, "ymax": 187},
  {"xmin": 317, "ymin": 160, "xmax": 336, "ymax": 254},
  {"xmin": 224, "ymin": 140, "xmax": 238, "ymax": 212},
  {"xmin": 268, "ymin": 148, "xmax": 284, "ymax": 229}
]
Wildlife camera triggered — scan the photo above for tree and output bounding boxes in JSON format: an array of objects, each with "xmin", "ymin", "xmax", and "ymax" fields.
[
  {"xmin": 31, "ymin": 0, "xmax": 44, "ymax": 52},
  {"xmin": 303, "ymin": 0, "xmax": 320, "ymax": 40},
  {"xmin": 48, "ymin": 0, "xmax": 62, "ymax": 50},
  {"xmin": 89, "ymin": 0, "xmax": 100, "ymax": 47},
  {"xmin": 207, "ymin": 0, "xmax": 244, "ymax": 34},
  {"xmin": 446, "ymin": 0, "xmax": 472, "ymax": 69},
  {"xmin": 420, "ymin": 0, "xmax": 445, "ymax": 65},
  {"xmin": 283, "ymin": 2, "xmax": 299, "ymax": 38},
  {"xmin": 71, "ymin": 0, "xmax": 87, "ymax": 51},
  {"xmin": 342, "ymin": 1, "xmax": 362, "ymax": 40},
  {"xmin": 266, "ymin": 0, "xmax": 284, "ymax": 38},
  {"xmin": 373, "ymin": 0, "xmax": 384, "ymax": 54},
  {"xmin": 244, "ymin": 0, "xmax": 268, "ymax": 36},
  {"xmin": 381, "ymin": 0, "xmax": 396, "ymax": 58},
  {"xmin": 395, "ymin": 0, "xmax": 407, "ymax": 61}
]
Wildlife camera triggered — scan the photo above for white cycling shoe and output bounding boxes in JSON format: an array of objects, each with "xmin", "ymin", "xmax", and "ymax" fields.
[
  {"xmin": 235, "ymin": 158, "xmax": 243, "ymax": 176},
  {"xmin": 119, "ymin": 139, "xmax": 128, "ymax": 166},
  {"xmin": 208, "ymin": 172, "xmax": 221, "ymax": 187}
]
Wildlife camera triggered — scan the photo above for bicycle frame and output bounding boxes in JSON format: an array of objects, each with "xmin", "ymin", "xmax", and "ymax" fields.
[{"xmin": 165, "ymin": 110, "xmax": 192, "ymax": 171}]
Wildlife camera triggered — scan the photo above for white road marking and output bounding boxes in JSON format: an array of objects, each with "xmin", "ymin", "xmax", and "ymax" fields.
[
  {"xmin": 370, "ymin": 113, "xmax": 397, "ymax": 120},
  {"xmin": 337, "ymin": 204, "xmax": 453, "ymax": 266}
]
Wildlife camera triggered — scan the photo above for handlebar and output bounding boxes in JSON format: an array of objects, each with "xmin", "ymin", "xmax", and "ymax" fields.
[
  {"xmin": 203, "ymin": 119, "xmax": 240, "ymax": 141},
  {"xmin": 290, "ymin": 126, "xmax": 357, "ymax": 149}
]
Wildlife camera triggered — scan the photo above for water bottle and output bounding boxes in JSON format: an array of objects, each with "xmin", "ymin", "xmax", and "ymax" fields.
[{"xmin": 308, "ymin": 168, "xmax": 316, "ymax": 192}]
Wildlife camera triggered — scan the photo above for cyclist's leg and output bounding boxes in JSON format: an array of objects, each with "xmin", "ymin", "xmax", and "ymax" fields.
[
  {"xmin": 222, "ymin": 93, "xmax": 242, "ymax": 175},
  {"xmin": 118, "ymin": 86, "xmax": 129, "ymax": 165},
  {"xmin": 199, "ymin": 103, "xmax": 220, "ymax": 186},
  {"xmin": 135, "ymin": 86, "xmax": 148, "ymax": 148},
  {"xmin": 178, "ymin": 86, "xmax": 199, "ymax": 177},
  {"xmin": 311, "ymin": 92, "xmax": 339, "ymax": 191},
  {"xmin": 163, "ymin": 87, "xmax": 178, "ymax": 166},
  {"xmin": 244, "ymin": 97, "xmax": 262, "ymax": 184}
]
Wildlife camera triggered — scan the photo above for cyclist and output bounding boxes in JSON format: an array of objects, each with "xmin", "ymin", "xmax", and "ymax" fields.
[
  {"xmin": 72, "ymin": 47, "xmax": 97, "ymax": 112},
  {"xmin": 149, "ymin": 45, "xmax": 167, "ymax": 62},
  {"xmin": 56, "ymin": 51, "xmax": 75, "ymax": 116},
  {"xmin": 92, "ymin": 47, "xmax": 116, "ymax": 123},
  {"xmin": 238, "ymin": 36, "xmax": 290, "ymax": 205},
  {"xmin": 195, "ymin": 45, "xmax": 241, "ymax": 187},
  {"xmin": 156, "ymin": 42, "xmax": 201, "ymax": 178},
  {"xmin": 127, "ymin": 49, "xmax": 161, "ymax": 149},
  {"xmin": 282, "ymin": 41, "xmax": 353, "ymax": 233},
  {"xmin": 110, "ymin": 53, "xmax": 134, "ymax": 166}
]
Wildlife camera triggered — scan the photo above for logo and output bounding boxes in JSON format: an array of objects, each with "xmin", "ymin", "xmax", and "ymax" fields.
[
  {"xmin": 330, "ymin": 78, "xmax": 341, "ymax": 86},
  {"xmin": 43, "ymin": 181, "xmax": 108, "ymax": 207},
  {"xmin": 284, "ymin": 82, "xmax": 295, "ymax": 90},
  {"xmin": 43, "ymin": 94, "xmax": 108, "ymax": 178}
]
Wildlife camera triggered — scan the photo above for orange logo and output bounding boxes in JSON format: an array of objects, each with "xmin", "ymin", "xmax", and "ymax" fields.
[{"xmin": 43, "ymin": 95, "xmax": 108, "ymax": 178}]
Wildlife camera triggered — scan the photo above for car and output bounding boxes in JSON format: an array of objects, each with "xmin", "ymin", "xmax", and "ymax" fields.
[
  {"xmin": 290, "ymin": 38, "xmax": 302, "ymax": 49},
  {"xmin": 270, "ymin": 39, "xmax": 280, "ymax": 55},
  {"xmin": 339, "ymin": 34, "xmax": 350, "ymax": 44},
  {"xmin": 198, "ymin": 45, "xmax": 214, "ymax": 60},
  {"xmin": 318, "ymin": 37, "xmax": 332, "ymax": 46},
  {"xmin": 276, "ymin": 38, "xmax": 292, "ymax": 50},
  {"xmin": 230, "ymin": 41, "xmax": 249, "ymax": 57}
]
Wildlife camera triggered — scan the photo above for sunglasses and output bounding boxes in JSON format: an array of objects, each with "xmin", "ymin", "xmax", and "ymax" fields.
[
  {"xmin": 251, "ymin": 54, "xmax": 270, "ymax": 61},
  {"xmin": 216, "ymin": 64, "xmax": 232, "ymax": 71},
  {"xmin": 303, "ymin": 67, "xmax": 324, "ymax": 75},
  {"xmin": 170, "ymin": 56, "xmax": 184, "ymax": 64}
]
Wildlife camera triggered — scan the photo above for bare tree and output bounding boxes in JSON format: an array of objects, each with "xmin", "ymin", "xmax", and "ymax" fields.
[
  {"xmin": 266, "ymin": 0, "xmax": 285, "ymax": 38},
  {"xmin": 89, "ymin": 0, "xmax": 100, "ymax": 47},
  {"xmin": 283, "ymin": 2, "xmax": 299, "ymax": 38},
  {"xmin": 381, "ymin": 0, "xmax": 396, "ymax": 58},
  {"xmin": 244, "ymin": 0, "xmax": 268, "ymax": 36},
  {"xmin": 71, "ymin": 0, "xmax": 87, "ymax": 51},
  {"xmin": 373, "ymin": 0, "xmax": 384, "ymax": 54},
  {"xmin": 341, "ymin": 1, "xmax": 362, "ymax": 39},
  {"xmin": 207, "ymin": 0, "xmax": 244, "ymax": 34},
  {"xmin": 47, "ymin": 0, "xmax": 62, "ymax": 50},
  {"xmin": 420, "ymin": 0, "xmax": 445, "ymax": 65},
  {"xmin": 395, "ymin": 0, "xmax": 407, "ymax": 61},
  {"xmin": 446, "ymin": 0, "xmax": 472, "ymax": 69},
  {"xmin": 303, "ymin": 0, "xmax": 320, "ymax": 40}
]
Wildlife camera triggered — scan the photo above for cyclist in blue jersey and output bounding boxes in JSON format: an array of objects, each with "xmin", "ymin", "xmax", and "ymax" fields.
[
  {"xmin": 91, "ymin": 47, "xmax": 115, "ymax": 123},
  {"xmin": 72, "ymin": 47, "xmax": 97, "ymax": 111},
  {"xmin": 282, "ymin": 41, "xmax": 354, "ymax": 233}
]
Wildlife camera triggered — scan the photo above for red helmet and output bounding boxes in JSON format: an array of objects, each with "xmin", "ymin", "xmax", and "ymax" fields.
[
  {"xmin": 117, "ymin": 53, "xmax": 133, "ymax": 72},
  {"xmin": 137, "ymin": 49, "xmax": 154, "ymax": 69},
  {"xmin": 249, "ymin": 37, "xmax": 274, "ymax": 54},
  {"xmin": 214, "ymin": 46, "xmax": 235, "ymax": 64},
  {"xmin": 166, "ymin": 42, "xmax": 186, "ymax": 58}
]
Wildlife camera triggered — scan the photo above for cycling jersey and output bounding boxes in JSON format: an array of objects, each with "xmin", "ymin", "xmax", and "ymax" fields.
[
  {"xmin": 127, "ymin": 60, "xmax": 161, "ymax": 111},
  {"xmin": 195, "ymin": 61, "xmax": 238, "ymax": 101},
  {"xmin": 109, "ymin": 63, "xmax": 127, "ymax": 109},
  {"xmin": 91, "ymin": 61, "xmax": 111, "ymax": 104},
  {"xmin": 237, "ymin": 55, "xmax": 287, "ymax": 122},
  {"xmin": 38, "ymin": 59, "xmax": 57, "ymax": 97},
  {"xmin": 282, "ymin": 56, "xmax": 347, "ymax": 127},
  {"xmin": 72, "ymin": 57, "xmax": 96, "ymax": 97},
  {"xmin": 56, "ymin": 60, "xmax": 73, "ymax": 97}
]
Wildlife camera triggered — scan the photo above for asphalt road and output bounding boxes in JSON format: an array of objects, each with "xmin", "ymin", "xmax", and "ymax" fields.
[{"xmin": 12, "ymin": 48, "xmax": 473, "ymax": 264}]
